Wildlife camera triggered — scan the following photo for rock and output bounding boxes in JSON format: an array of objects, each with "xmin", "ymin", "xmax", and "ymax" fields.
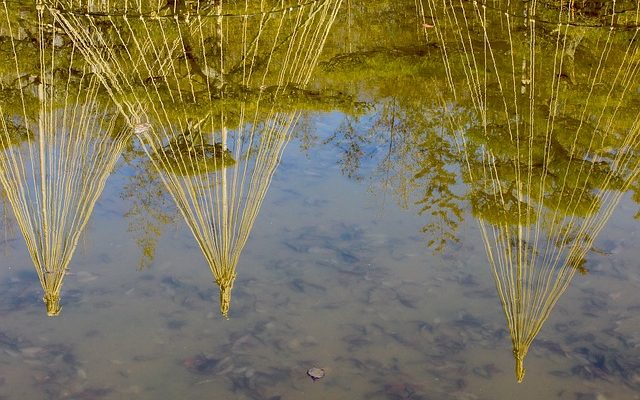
[
  {"xmin": 133, "ymin": 123, "xmax": 152, "ymax": 135},
  {"xmin": 183, "ymin": 354, "xmax": 219, "ymax": 374},
  {"xmin": 307, "ymin": 367, "xmax": 325, "ymax": 381}
]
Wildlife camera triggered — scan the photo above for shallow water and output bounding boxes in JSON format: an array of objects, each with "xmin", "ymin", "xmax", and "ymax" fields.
[
  {"xmin": 0, "ymin": 125, "xmax": 637, "ymax": 399},
  {"xmin": 1, "ymin": 0, "xmax": 640, "ymax": 399}
]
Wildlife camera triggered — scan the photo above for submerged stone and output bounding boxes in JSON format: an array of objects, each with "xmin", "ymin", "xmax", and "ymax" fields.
[{"xmin": 307, "ymin": 367, "xmax": 325, "ymax": 381}]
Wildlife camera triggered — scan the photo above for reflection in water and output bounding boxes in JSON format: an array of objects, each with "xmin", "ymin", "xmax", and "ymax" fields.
[
  {"xmin": 0, "ymin": 1, "xmax": 638, "ymax": 398},
  {"xmin": 50, "ymin": 0, "xmax": 342, "ymax": 317},
  {"xmin": 424, "ymin": 0, "xmax": 640, "ymax": 382},
  {"xmin": 0, "ymin": 2, "xmax": 130, "ymax": 315}
]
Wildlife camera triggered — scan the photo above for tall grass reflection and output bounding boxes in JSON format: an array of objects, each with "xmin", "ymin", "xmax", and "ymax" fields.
[
  {"xmin": 423, "ymin": 0, "xmax": 640, "ymax": 382},
  {"xmin": 0, "ymin": 1, "xmax": 130, "ymax": 315},
  {"xmin": 49, "ymin": 0, "xmax": 342, "ymax": 317}
]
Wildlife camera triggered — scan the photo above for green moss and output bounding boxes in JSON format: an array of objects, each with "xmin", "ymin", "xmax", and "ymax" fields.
[{"xmin": 158, "ymin": 138, "xmax": 236, "ymax": 177}]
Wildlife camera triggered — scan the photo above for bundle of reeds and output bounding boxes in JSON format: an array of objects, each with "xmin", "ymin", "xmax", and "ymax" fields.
[
  {"xmin": 0, "ymin": 1, "xmax": 130, "ymax": 315},
  {"xmin": 48, "ymin": 0, "xmax": 343, "ymax": 317},
  {"xmin": 421, "ymin": 0, "xmax": 640, "ymax": 381}
]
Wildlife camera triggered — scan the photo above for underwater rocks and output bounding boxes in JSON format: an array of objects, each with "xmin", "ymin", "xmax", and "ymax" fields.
[
  {"xmin": 157, "ymin": 274, "xmax": 218, "ymax": 311},
  {"xmin": 536, "ymin": 339, "xmax": 569, "ymax": 358},
  {"xmin": 182, "ymin": 351, "xmax": 289, "ymax": 400},
  {"xmin": 0, "ymin": 329, "xmax": 104, "ymax": 399},
  {"xmin": 183, "ymin": 354, "xmax": 228, "ymax": 375},
  {"xmin": 288, "ymin": 278, "xmax": 326, "ymax": 295},
  {"xmin": 0, "ymin": 270, "xmax": 45, "ymax": 313},
  {"xmin": 472, "ymin": 364, "xmax": 501, "ymax": 379},
  {"xmin": 566, "ymin": 340, "xmax": 640, "ymax": 390}
]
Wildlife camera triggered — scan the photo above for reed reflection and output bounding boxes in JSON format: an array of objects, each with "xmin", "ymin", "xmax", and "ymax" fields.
[
  {"xmin": 49, "ymin": 0, "xmax": 343, "ymax": 317},
  {"xmin": 0, "ymin": 1, "xmax": 130, "ymax": 315},
  {"xmin": 424, "ymin": 0, "xmax": 640, "ymax": 382}
]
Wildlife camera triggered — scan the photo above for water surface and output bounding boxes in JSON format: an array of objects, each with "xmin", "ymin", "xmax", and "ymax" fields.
[{"xmin": 1, "ymin": 1, "xmax": 640, "ymax": 399}]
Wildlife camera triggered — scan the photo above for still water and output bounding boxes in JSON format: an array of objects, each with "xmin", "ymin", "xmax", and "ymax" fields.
[{"xmin": 1, "ymin": 0, "xmax": 640, "ymax": 399}]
